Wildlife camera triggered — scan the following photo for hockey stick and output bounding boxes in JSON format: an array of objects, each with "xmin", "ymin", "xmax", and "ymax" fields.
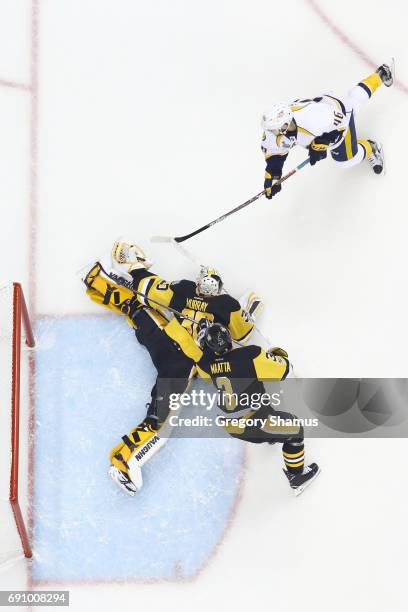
[
  {"xmin": 132, "ymin": 287, "xmax": 197, "ymax": 325},
  {"xmin": 151, "ymin": 158, "xmax": 310, "ymax": 244},
  {"xmin": 132, "ymin": 286, "xmax": 246, "ymax": 347}
]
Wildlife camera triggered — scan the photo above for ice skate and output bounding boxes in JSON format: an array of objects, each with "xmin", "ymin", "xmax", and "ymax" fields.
[
  {"xmin": 376, "ymin": 60, "xmax": 394, "ymax": 87},
  {"xmin": 283, "ymin": 462, "xmax": 321, "ymax": 496},
  {"xmin": 108, "ymin": 465, "xmax": 138, "ymax": 496},
  {"xmin": 367, "ymin": 140, "xmax": 384, "ymax": 174}
]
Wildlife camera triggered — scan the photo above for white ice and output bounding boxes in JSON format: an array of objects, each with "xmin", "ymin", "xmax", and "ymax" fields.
[{"xmin": 1, "ymin": 1, "xmax": 407, "ymax": 610}]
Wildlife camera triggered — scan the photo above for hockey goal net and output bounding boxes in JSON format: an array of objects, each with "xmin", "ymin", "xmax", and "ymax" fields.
[{"xmin": 0, "ymin": 283, "xmax": 35, "ymax": 566}]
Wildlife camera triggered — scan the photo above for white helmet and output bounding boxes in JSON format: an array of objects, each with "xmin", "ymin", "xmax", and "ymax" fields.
[
  {"xmin": 196, "ymin": 267, "xmax": 223, "ymax": 297},
  {"xmin": 261, "ymin": 103, "xmax": 293, "ymax": 134}
]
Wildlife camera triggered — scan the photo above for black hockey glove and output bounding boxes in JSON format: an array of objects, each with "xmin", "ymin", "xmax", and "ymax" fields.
[
  {"xmin": 264, "ymin": 172, "xmax": 282, "ymax": 199},
  {"xmin": 309, "ymin": 130, "xmax": 343, "ymax": 166},
  {"xmin": 308, "ymin": 145, "xmax": 327, "ymax": 166},
  {"xmin": 197, "ymin": 318, "xmax": 211, "ymax": 346},
  {"xmin": 266, "ymin": 347, "xmax": 288, "ymax": 359}
]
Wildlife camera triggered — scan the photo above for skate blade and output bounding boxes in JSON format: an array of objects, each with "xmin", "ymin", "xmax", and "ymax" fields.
[
  {"xmin": 380, "ymin": 57, "xmax": 395, "ymax": 87},
  {"xmin": 378, "ymin": 142, "xmax": 386, "ymax": 176},
  {"xmin": 370, "ymin": 141, "xmax": 385, "ymax": 177},
  {"xmin": 292, "ymin": 467, "xmax": 321, "ymax": 497},
  {"xmin": 387, "ymin": 57, "xmax": 395, "ymax": 86},
  {"xmin": 108, "ymin": 466, "xmax": 137, "ymax": 497}
]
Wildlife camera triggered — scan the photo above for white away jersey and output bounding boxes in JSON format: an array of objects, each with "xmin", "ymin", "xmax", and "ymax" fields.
[{"xmin": 261, "ymin": 95, "xmax": 351, "ymax": 157}]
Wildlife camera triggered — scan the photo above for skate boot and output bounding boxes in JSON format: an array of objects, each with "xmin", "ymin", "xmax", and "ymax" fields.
[
  {"xmin": 367, "ymin": 140, "xmax": 384, "ymax": 175},
  {"xmin": 376, "ymin": 62, "xmax": 394, "ymax": 87},
  {"xmin": 283, "ymin": 462, "xmax": 321, "ymax": 496},
  {"xmin": 108, "ymin": 465, "xmax": 138, "ymax": 496}
]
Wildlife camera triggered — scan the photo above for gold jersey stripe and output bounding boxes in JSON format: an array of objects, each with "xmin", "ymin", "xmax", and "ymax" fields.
[
  {"xmin": 357, "ymin": 138, "xmax": 372, "ymax": 158},
  {"xmin": 297, "ymin": 125, "xmax": 315, "ymax": 137},
  {"xmin": 344, "ymin": 127, "xmax": 353, "ymax": 160},
  {"xmin": 323, "ymin": 94, "xmax": 343, "ymax": 113},
  {"xmin": 291, "ymin": 103, "xmax": 310, "ymax": 111},
  {"xmin": 284, "ymin": 460, "xmax": 304, "ymax": 468},
  {"xmin": 283, "ymin": 449, "xmax": 304, "ymax": 459}
]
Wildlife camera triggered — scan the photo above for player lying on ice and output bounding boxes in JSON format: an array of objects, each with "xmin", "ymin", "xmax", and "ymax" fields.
[
  {"xmin": 261, "ymin": 62, "xmax": 394, "ymax": 198},
  {"xmin": 83, "ymin": 239, "xmax": 320, "ymax": 497},
  {"xmin": 83, "ymin": 238, "xmax": 262, "ymax": 494},
  {"xmin": 193, "ymin": 321, "xmax": 320, "ymax": 496}
]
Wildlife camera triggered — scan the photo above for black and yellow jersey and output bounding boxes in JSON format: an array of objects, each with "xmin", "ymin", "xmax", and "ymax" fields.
[
  {"xmin": 83, "ymin": 261, "xmax": 204, "ymax": 364},
  {"xmin": 196, "ymin": 345, "xmax": 290, "ymax": 415},
  {"xmin": 130, "ymin": 268, "xmax": 254, "ymax": 343}
]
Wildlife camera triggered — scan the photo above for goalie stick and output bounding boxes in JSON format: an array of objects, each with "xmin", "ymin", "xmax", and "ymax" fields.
[
  {"xmin": 87, "ymin": 262, "xmax": 199, "ymax": 325},
  {"xmin": 131, "ymin": 287, "xmax": 197, "ymax": 325},
  {"xmin": 151, "ymin": 158, "xmax": 310, "ymax": 244}
]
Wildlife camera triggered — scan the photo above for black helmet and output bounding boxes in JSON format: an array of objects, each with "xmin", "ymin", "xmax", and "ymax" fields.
[{"xmin": 202, "ymin": 323, "xmax": 232, "ymax": 355}]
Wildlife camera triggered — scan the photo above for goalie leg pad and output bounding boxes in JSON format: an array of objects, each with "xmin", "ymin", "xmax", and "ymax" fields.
[
  {"xmin": 239, "ymin": 291, "xmax": 264, "ymax": 322},
  {"xmin": 128, "ymin": 433, "xmax": 166, "ymax": 484},
  {"xmin": 109, "ymin": 419, "xmax": 165, "ymax": 492},
  {"xmin": 109, "ymin": 418, "xmax": 164, "ymax": 472},
  {"xmin": 83, "ymin": 262, "xmax": 138, "ymax": 319}
]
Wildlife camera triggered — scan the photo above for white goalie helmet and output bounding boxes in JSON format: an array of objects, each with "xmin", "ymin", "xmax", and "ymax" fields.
[
  {"xmin": 261, "ymin": 103, "xmax": 293, "ymax": 134},
  {"xmin": 196, "ymin": 267, "xmax": 223, "ymax": 297}
]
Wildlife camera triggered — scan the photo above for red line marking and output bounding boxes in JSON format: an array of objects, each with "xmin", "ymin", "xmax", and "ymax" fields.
[
  {"xmin": 29, "ymin": 0, "xmax": 39, "ymax": 315},
  {"xmin": 305, "ymin": 0, "xmax": 408, "ymax": 95},
  {"xmin": 26, "ymin": 0, "xmax": 39, "ymax": 598},
  {"xmin": 0, "ymin": 79, "xmax": 31, "ymax": 92}
]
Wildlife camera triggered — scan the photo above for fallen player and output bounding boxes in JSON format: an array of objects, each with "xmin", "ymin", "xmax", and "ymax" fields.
[{"xmin": 82, "ymin": 239, "xmax": 263, "ymax": 495}]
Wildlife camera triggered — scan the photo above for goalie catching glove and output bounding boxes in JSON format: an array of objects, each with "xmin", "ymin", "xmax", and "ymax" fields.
[{"xmin": 111, "ymin": 237, "xmax": 153, "ymax": 280}]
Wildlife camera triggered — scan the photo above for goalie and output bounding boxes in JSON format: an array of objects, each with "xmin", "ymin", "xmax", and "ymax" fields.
[{"xmin": 83, "ymin": 239, "xmax": 263, "ymax": 496}]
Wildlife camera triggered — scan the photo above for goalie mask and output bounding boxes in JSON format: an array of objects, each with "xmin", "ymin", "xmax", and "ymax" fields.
[
  {"xmin": 196, "ymin": 267, "xmax": 223, "ymax": 297},
  {"xmin": 201, "ymin": 323, "xmax": 232, "ymax": 355}
]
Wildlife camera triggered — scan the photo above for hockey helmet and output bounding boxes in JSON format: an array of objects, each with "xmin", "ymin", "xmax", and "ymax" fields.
[
  {"xmin": 201, "ymin": 323, "xmax": 232, "ymax": 355},
  {"xmin": 261, "ymin": 103, "xmax": 293, "ymax": 135},
  {"xmin": 196, "ymin": 267, "xmax": 223, "ymax": 297}
]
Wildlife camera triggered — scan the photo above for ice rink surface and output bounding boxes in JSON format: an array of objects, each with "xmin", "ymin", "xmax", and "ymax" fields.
[{"xmin": 1, "ymin": 1, "xmax": 407, "ymax": 610}]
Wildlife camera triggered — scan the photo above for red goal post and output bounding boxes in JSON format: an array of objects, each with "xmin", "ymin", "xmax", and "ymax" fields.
[{"xmin": 9, "ymin": 283, "xmax": 35, "ymax": 559}]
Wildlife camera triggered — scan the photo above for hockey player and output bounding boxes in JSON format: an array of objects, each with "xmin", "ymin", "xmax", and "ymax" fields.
[
  {"xmin": 110, "ymin": 239, "xmax": 261, "ymax": 343},
  {"xmin": 261, "ymin": 63, "xmax": 394, "ymax": 198},
  {"xmin": 194, "ymin": 322, "xmax": 320, "ymax": 495},
  {"xmin": 83, "ymin": 239, "xmax": 262, "ymax": 495}
]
